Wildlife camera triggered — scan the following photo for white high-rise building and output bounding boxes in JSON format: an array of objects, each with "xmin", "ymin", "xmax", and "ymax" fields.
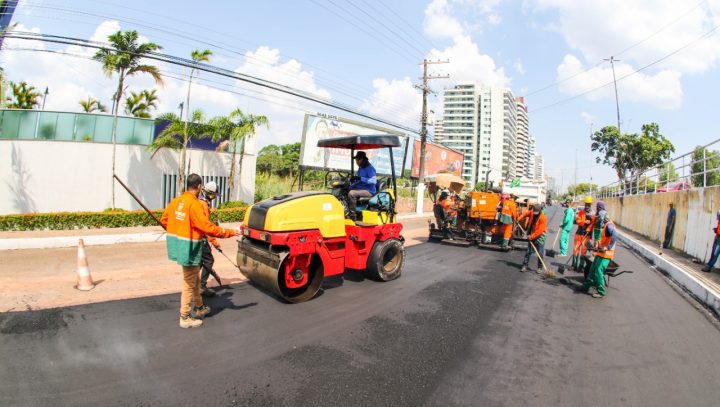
[
  {"xmin": 438, "ymin": 82, "xmax": 520, "ymax": 186},
  {"xmin": 515, "ymin": 97, "xmax": 529, "ymax": 179},
  {"xmin": 432, "ymin": 119, "xmax": 444, "ymax": 144},
  {"xmin": 534, "ymin": 154, "xmax": 545, "ymax": 181},
  {"xmin": 526, "ymin": 135, "xmax": 536, "ymax": 180}
]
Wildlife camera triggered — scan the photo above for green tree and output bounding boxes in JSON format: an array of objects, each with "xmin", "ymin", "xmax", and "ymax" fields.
[
  {"xmin": 592, "ymin": 123, "xmax": 675, "ymax": 192},
  {"xmin": 658, "ymin": 162, "xmax": 679, "ymax": 185},
  {"xmin": 5, "ymin": 81, "xmax": 42, "ymax": 109},
  {"xmin": 566, "ymin": 183, "xmax": 598, "ymax": 198},
  {"xmin": 79, "ymin": 96, "xmax": 107, "ymax": 113},
  {"xmin": 691, "ymin": 146, "xmax": 720, "ymax": 187},
  {"xmin": 211, "ymin": 108, "xmax": 269, "ymax": 189},
  {"xmin": 93, "ymin": 30, "xmax": 163, "ymax": 208},
  {"xmin": 149, "ymin": 110, "xmax": 213, "ymax": 164},
  {"xmin": 124, "ymin": 89, "xmax": 158, "ymax": 118}
]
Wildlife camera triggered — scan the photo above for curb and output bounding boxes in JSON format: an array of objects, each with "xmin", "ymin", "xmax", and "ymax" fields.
[
  {"xmin": 0, "ymin": 231, "xmax": 167, "ymax": 251},
  {"xmin": 618, "ymin": 231, "xmax": 720, "ymax": 316},
  {"xmin": 0, "ymin": 213, "xmax": 433, "ymax": 250}
]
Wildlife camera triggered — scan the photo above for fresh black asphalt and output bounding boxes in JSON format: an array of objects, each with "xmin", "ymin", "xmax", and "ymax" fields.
[{"xmin": 1, "ymin": 207, "xmax": 719, "ymax": 406}]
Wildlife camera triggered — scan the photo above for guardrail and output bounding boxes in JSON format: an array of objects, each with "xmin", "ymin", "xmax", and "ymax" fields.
[{"xmin": 595, "ymin": 138, "xmax": 720, "ymax": 199}]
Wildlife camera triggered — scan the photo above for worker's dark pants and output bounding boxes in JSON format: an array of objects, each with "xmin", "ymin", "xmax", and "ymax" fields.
[
  {"xmin": 706, "ymin": 235, "xmax": 720, "ymax": 268},
  {"xmin": 663, "ymin": 224, "xmax": 674, "ymax": 249},
  {"xmin": 199, "ymin": 239, "xmax": 214, "ymax": 289},
  {"xmin": 523, "ymin": 239, "xmax": 545, "ymax": 269}
]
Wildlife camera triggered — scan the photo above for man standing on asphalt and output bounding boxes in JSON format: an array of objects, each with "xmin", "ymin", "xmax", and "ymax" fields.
[
  {"xmin": 161, "ymin": 174, "xmax": 237, "ymax": 329},
  {"xmin": 198, "ymin": 181, "xmax": 222, "ymax": 297},
  {"xmin": 663, "ymin": 203, "xmax": 676, "ymax": 249},
  {"xmin": 702, "ymin": 210, "xmax": 720, "ymax": 273},
  {"xmin": 348, "ymin": 151, "xmax": 376, "ymax": 217},
  {"xmin": 559, "ymin": 198, "xmax": 574, "ymax": 257},
  {"xmin": 518, "ymin": 203, "xmax": 547, "ymax": 273},
  {"xmin": 582, "ymin": 211, "xmax": 616, "ymax": 298},
  {"xmin": 572, "ymin": 196, "xmax": 593, "ymax": 271},
  {"xmin": 499, "ymin": 193, "xmax": 518, "ymax": 249}
]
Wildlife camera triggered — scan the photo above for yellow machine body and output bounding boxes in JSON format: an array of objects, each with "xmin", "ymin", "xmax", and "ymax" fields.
[
  {"xmin": 357, "ymin": 189, "xmax": 397, "ymax": 226},
  {"xmin": 242, "ymin": 192, "xmax": 346, "ymax": 238}
]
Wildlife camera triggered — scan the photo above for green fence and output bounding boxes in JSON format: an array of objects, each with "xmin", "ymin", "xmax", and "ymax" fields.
[{"xmin": 0, "ymin": 109, "xmax": 155, "ymax": 145}]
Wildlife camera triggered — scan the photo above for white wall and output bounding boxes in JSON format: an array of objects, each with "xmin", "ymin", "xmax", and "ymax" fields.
[{"xmin": 0, "ymin": 139, "xmax": 256, "ymax": 214}]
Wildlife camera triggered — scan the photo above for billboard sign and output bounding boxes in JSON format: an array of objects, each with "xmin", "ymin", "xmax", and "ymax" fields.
[
  {"xmin": 299, "ymin": 113, "xmax": 407, "ymax": 176},
  {"xmin": 411, "ymin": 140, "xmax": 463, "ymax": 178}
]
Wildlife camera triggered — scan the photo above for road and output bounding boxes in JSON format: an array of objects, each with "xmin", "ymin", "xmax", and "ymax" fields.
[{"xmin": 1, "ymin": 207, "xmax": 719, "ymax": 406}]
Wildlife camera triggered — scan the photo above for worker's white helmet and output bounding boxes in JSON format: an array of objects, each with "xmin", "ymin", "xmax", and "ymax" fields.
[{"xmin": 203, "ymin": 181, "xmax": 219, "ymax": 196}]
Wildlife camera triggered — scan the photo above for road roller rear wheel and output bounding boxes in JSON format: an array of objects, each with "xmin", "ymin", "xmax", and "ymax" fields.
[
  {"xmin": 278, "ymin": 254, "xmax": 324, "ymax": 303},
  {"xmin": 366, "ymin": 239, "xmax": 404, "ymax": 281}
]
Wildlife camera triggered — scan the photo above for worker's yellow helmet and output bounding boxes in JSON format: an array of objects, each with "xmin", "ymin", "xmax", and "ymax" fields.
[{"xmin": 584, "ymin": 195, "xmax": 593, "ymax": 204}]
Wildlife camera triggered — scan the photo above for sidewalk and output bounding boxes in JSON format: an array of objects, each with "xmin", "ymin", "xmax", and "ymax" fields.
[
  {"xmin": 0, "ymin": 216, "xmax": 433, "ymax": 312},
  {"xmin": 616, "ymin": 226, "xmax": 720, "ymax": 316}
]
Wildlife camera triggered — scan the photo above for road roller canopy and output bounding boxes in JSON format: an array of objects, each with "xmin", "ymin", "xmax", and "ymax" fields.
[
  {"xmin": 425, "ymin": 173, "xmax": 466, "ymax": 195},
  {"xmin": 317, "ymin": 134, "xmax": 402, "ymax": 150}
]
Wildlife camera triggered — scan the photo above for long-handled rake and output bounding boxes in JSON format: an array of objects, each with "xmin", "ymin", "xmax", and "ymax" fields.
[{"xmin": 517, "ymin": 224, "xmax": 554, "ymax": 279}]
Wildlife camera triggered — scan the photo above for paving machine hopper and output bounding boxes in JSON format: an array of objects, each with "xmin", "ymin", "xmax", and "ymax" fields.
[{"xmin": 237, "ymin": 135, "xmax": 405, "ymax": 303}]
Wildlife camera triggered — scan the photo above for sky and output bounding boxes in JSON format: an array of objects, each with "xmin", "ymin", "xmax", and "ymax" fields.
[{"xmin": 3, "ymin": 0, "xmax": 720, "ymax": 191}]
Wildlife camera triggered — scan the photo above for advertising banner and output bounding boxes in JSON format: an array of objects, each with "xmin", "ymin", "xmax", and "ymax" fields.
[
  {"xmin": 411, "ymin": 140, "xmax": 463, "ymax": 178},
  {"xmin": 300, "ymin": 113, "xmax": 407, "ymax": 176}
]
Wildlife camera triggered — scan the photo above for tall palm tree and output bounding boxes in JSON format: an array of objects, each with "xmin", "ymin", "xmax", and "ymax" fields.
[
  {"xmin": 124, "ymin": 89, "xmax": 158, "ymax": 118},
  {"xmin": 212, "ymin": 108, "xmax": 269, "ymax": 191},
  {"xmin": 93, "ymin": 30, "xmax": 163, "ymax": 208},
  {"xmin": 177, "ymin": 49, "xmax": 213, "ymax": 192},
  {"xmin": 6, "ymin": 81, "xmax": 42, "ymax": 109},
  {"xmin": 79, "ymin": 96, "xmax": 107, "ymax": 113}
]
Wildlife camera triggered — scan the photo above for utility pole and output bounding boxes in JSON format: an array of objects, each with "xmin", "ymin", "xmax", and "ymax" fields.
[
  {"xmin": 573, "ymin": 148, "xmax": 578, "ymax": 202},
  {"xmin": 415, "ymin": 59, "xmax": 449, "ymax": 214},
  {"xmin": 41, "ymin": 87, "xmax": 49, "ymax": 110},
  {"xmin": 604, "ymin": 56, "xmax": 622, "ymax": 132}
]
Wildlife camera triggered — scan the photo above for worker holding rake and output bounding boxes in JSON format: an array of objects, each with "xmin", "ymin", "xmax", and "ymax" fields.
[{"xmin": 518, "ymin": 203, "xmax": 547, "ymax": 273}]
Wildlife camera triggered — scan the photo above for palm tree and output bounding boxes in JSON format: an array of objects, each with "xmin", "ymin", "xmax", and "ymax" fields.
[
  {"xmin": 211, "ymin": 108, "xmax": 269, "ymax": 191},
  {"xmin": 148, "ymin": 109, "xmax": 212, "ymax": 161},
  {"xmin": 124, "ymin": 89, "xmax": 158, "ymax": 118},
  {"xmin": 93, "ymin": 30, "xmax": 163, "ymax": 208},
  {"xmin": 79, "ymin": 96, "xmax": 107, "ymax": 113},
  {"xmin": 177, "ymin": 49, "xmax": 213, "ymax": 192},
  {"xmin": 5, "ymin": 81, "xmax": 42, "ymax": 109}
]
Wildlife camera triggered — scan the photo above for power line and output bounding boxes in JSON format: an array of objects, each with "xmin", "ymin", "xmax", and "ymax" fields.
[{"xmin": 3, "ymin": 31, "xmax": 421, "ymax": 134}]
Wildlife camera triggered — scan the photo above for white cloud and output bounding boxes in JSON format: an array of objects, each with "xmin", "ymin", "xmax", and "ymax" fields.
[
  {"xmin": 1, "ymin": 21, "xmax": 333, "ymax": 148},
  {"xmin": 514, "ymin": 60, "xmax": 526, "ymax": 75},
  {"xmin": 360, "ymin": 77, "xmax": 422, "ymax": 127},
  {"xmin": 424, "ymin": 0, "xmax": 465, "ymax": 39},
  {"xmin": 534, "ymin": 0, "xmax": 720, "ymax": 74},
  {"xmin": 428, "ymin": 35, "xmax": 510, "ymax": 88},
  {"xmin": 580, "ymin": 111, "xmax": 596, "ymax": 125},
  {"xmin": 557, "ymin": 54, "xmax": 682, "ymax": 109}
]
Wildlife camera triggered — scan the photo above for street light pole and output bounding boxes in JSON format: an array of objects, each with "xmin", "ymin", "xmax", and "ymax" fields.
[
  {"xmin": 604, "ymin": 56, "xmax": 622, "ymax": 132},
  {"xmin": 41, "ymin": 87, "xmax": 49, "ymax": 110}
]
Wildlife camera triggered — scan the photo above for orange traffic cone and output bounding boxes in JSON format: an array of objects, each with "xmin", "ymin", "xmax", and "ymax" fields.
[{"xmin": 76, "ymin": 239, "xmax": 95, "ymax": 291}]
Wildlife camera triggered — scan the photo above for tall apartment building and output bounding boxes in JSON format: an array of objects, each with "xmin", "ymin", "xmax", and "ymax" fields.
[
  {"xmin": 534, "ymin": 154, "xmax": 545, "ymax": 181},
  {"xmin": 515, "ymin": 97, "xmax": 529, "ymax": 179},
  {"xmin": 527, "ymin": 135, "xmax": 536, "ymax": 180},
  {"xmin": 439, "ymin": 82, "xmax": 520, "ymax": 186},
  {"xmin": 432, "ymin": 119, "xmax": 444, "ymax": 144}
]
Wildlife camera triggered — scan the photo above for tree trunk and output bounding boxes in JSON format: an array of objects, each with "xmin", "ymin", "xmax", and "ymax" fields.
[
  {"xmin": 237, "ymin": 137, "xmax": 246, "ymax": 199},
  {"xmin": 110, "ymin": 73, "xmax": 125, "ymax": 209}
]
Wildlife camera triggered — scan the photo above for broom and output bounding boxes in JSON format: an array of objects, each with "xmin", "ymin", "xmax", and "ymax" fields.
[
  {"xmin": 517, "ymin": 224, "xmax": 554, "ymax": 279},
  {"xmin": 545, "ymin": 228, "xmax": 562, "ymax": 258}
]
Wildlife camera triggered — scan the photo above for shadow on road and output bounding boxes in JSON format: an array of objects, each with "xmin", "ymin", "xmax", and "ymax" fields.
[{"xmin": 204, "ymin": 290, "xmax": 258, "ymax": 316}]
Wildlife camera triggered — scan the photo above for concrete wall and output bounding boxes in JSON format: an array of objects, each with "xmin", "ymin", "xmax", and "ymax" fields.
[
  {"xmin": 603, "ymin": 186, "xmax": 720, "ymax": 261},
  {"xmin": 0, "ymin": 138, "xmax": 256, "ymax": 214}
]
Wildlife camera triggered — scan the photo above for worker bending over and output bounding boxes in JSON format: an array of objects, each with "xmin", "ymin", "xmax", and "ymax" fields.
[
  {"xmin": 582, "ymin": 211, "xmax": 616, "ymax": 298},
  {"xmin": 499, "ymin": 193, "xmax": 518, "ymax": 249},
  {"xmin": 572, "ymin": 196, "xmax": 593, "ymax": 271},
  {"xmin": 518, "ymin": 203, "xmax": 547, "ymax": 273},
  {"xmin": 161, "ymin": 174, "xmax": 237, "ymax": 329},
  {"xmin": 558, "ymin": 198, "xmax": 574, "ymax": 256}
]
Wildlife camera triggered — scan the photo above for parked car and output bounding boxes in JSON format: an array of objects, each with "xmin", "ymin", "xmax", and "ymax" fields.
[{"xmin": 656, "ymin": 182, "xmax": 691, "ymax": 193}]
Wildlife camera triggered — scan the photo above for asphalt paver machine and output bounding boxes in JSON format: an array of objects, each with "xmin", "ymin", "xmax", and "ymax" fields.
[{"xmin": 237, "ymin": 135, "xmax": 405, "ymax": 303}]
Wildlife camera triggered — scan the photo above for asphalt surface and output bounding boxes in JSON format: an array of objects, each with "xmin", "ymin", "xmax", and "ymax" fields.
[{"xmin": 1, "ymin": 207, "xmax": 719, "ymax": 406}]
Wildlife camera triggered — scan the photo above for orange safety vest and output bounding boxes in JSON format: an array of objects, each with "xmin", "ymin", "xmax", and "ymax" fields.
[
  {"xmin": 440, "ymin": 198, "xmax": 457, "ymax": 217},
  {"xmin": 594, "ymin": 221, "xmax": 615, "ymax": 259},
  {"xmin": 716, "ymin": 218, "xmax": 720, "ymax": 236},
  {"xmin": 198, "ymin": 198, "xmax": 219, "ymax": 247},
  {"xmin": 501, "ymin": 199, "xmax": 518, "ymax": 221}
]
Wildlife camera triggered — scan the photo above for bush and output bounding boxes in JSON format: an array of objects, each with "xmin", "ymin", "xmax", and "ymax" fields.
[
  {"xmin": 0, "ymin": 206, "xmax": 247, "ymax": 231},
  {"xmin": 217, "ymin": 200, "xmax": 246, "ymax": 209}
]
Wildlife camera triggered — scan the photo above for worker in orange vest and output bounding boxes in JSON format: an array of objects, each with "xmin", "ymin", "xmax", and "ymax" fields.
[
  {"xmin": 582, "ymin": 211, "xmax": 616, "ymax": 298},
  {"xmin": 439, "ymin": 191, "xmax": 457, "ymax": 226},
  {"xmin": 499, "ymin": 193, "xmax": 518, "ymax": 249},
  {"xmin": 161, "ymin": 174, "xmax": 237, "ymax": 329},
  {"xmin": 702, "ymin": 210, "xmax": 720, "ymax": 272},
  {"xmin": 518, "ymin": 203, "xmax": 547, "ymax": 273},
  {"xmin": 572, "ymin": 196, "xmax": 593, "ymax": 271}
]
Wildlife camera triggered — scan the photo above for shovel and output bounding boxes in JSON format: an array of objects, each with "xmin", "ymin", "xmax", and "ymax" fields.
[
  {"xmin": 517, "ymin": 224, "xmax": 554, "ymax": 278},
  {"xmin": 546, "ymin": 228, "xmax": 562, "ymax": 258}
]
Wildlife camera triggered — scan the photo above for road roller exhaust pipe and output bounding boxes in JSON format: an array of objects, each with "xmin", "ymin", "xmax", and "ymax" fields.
[{"xmin": 238, "ymin": 238, "xmax": 324, "ymax": 303}]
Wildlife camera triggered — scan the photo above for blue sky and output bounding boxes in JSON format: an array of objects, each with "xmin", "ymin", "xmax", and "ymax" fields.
[{"xmin": 3, "ymin": 0, "xmax": 720, "ymax": 189}]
